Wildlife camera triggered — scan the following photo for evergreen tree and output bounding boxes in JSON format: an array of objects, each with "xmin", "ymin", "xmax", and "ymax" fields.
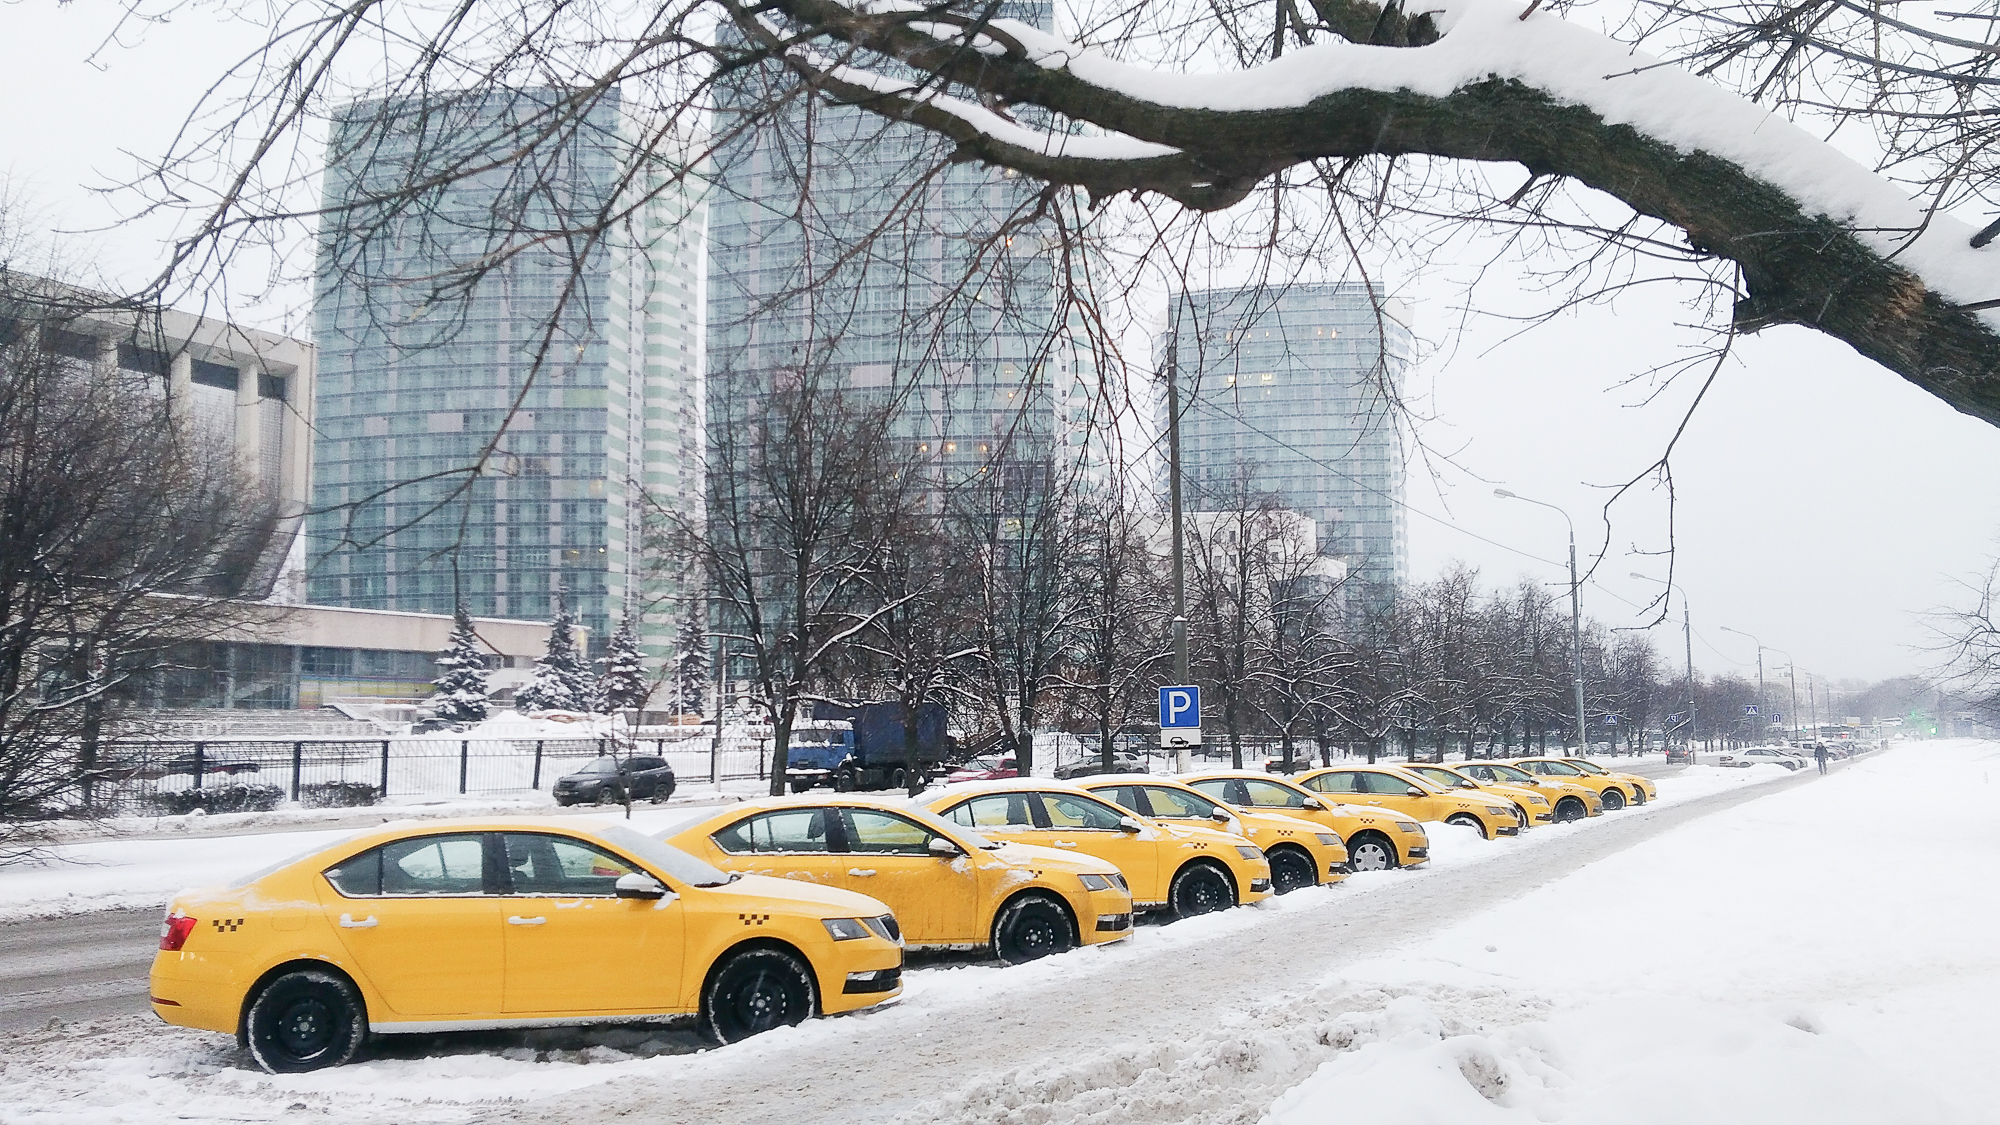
[
  {"xmin": 596, "ymin": 612, "xmax": 649, "ymax": 712},
  {"xmin": 430, "ymin": 603, "xmax": 491, "ymax": 726},
  {"xmin": 516, "ymin": 589, "xmax": 590, "ymax": 713},
  {"xmin": 674, "ymin": 612, "xmax": 708, "ymax": 717}
]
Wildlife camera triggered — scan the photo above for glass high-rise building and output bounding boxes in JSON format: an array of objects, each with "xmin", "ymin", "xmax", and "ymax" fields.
[
  {"xmin": 310, "ymin": 87, "xmax": 703, "ymax": 657},
  {"xmin": 1165, "ymin": 283, "xmax": 1411, "ymax": 590}
]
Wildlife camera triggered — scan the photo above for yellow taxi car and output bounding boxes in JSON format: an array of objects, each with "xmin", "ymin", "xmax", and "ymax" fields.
[
  {"xmin": 1509, "ymin": 757, "xmax": 1650, "ymax": 810},
  {"xmin": 1180, "ymin": 770, "xmax": 1430, "ymax": 872},
  {"xmin": 1292, "ymin": 765, "xmax": 1522, "ymax": 840},
  {"xmin": 1401, "ymin": 764, "xmax": 1553, "ymax": 830},
  {"xmin": 918, "ymin": 780, "xmax": 1272, "ymax": 917},
  {"xmin": 1074, "ymin": 775, "xmax": 1347, "ymax": 893},
  {"xmin": 662, "ymin": 795, "xmax": 1135, "ymax": 963},
  {"xmin": 149, "ymin": 817, "xmax": 905, "ymax": 1072},
  {"xmin": 1454, "ymin": 760, "xmax": 1602, "ymax": 821},
  {"xmin": 1560, "ymin": 758, "xmax": 1659, "ymax": 808}
]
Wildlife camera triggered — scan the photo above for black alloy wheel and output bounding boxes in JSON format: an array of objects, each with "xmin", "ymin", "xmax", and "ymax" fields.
[
  {"xmin": 1167, "ymin": 861, "xmax": 1236, "ymax": 919},
  {"xmin": 992, "ymin": 894, "xmax": 1075, "ymax": 964},
  {"xmin": 1445, "ymin": 812, "xmax": 1490, "ymax": 840},
  {"xmin": 1631, "ymin": 785, "xmax": 1647, "ymax": 806},
  {"xmin": 1267, "ymin": 846, "xmax": 1318, "ymax": 894},
  {"xmin": 1553, "ymin": 797, "xmax": 1587, "ymax": 822},
  {"xmin": 1600, "ymin": 787, "xmax": 1627, "ymax": 811},
  {"xmin": 703, "ymin": 948, "xmax": 816, "ymax": 1044},
  {"xmin": 1346, "ymin": 832, "xmax": 1399, "ymax": 871},
  {"xmin": 245, "ymin": 970, "xmax": 366, "ymax": 1073}
]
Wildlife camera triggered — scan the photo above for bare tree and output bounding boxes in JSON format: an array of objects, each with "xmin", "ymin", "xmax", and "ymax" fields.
[{"xmin": 1061, "ymin": 471, "xmax": 1171, "ymax": 772}]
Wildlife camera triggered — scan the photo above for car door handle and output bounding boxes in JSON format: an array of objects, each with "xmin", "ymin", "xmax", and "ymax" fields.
[
  {"xmin": 1049, "ymin": 840, "xmax": 1079, "ymax": 848},
  {"xmin": 507, "ymin": 915, "xmax": 548, "ymax": 926},
  {"xmin": 847, "ymin": 868, "xmax": 877, "ymax": 877},
  {"xmin": 338, "ymin": 913, "xmax": 378, "ymax": 929}
]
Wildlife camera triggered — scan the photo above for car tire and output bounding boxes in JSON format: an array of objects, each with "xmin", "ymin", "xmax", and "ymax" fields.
[
  {"xmin": 992, "ymin": 893, "xmax": 1075, "ymax": 964},
  {"xmin": 1511, "ymin": 805, "xmax": 1531, "ymax": 831},
  {"xmin": 788, "ymin": 779, "xmax": 814, "ymax": 794},
  {"xmin": 553, "ymin": 796, "xmax": 573, "ymax": 807},
  {"xmin": 1346, "ymin": 831, "xmax": 1398, "ymax": 872},
  {"xmin": 1266, "ymin": 846, "xmax": 1317, "ymax": 894},
  {"xmin": 1601, "ymin": 787, "xmax": 1627, "ymax": 811},
  {"xmin": 1168, "ymin": 860, "xmax": 1236, "ymax": 918},
  {"xmin": 1631, "ymin": 786, "xmax": 1647, "ymax": 806},
  {"xmin": 1445, "ymin": 812, "xmax": 1490, "ymax": 839},
  {"xmin": 244, "ymin": 969, "xmax": 366, "ymax": 1074},
  {"xmin": 833, "ymin": 768, "xmax": 856, "ymax": 793},
  {"xmin": 890, "ymin": 767, "xmax": 908, "ymax": 791},
  {"xmin": 1553, "ymin": 797, "xmax": 1587, "ymax": 823},
  {"xmin": 702, "ymin": 946, "xmax": 817, "ymax": 1045}
]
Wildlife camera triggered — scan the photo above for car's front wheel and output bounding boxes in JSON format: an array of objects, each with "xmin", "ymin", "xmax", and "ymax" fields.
[
  {"xmin": 1167, "ymin": 860, "xmax": 1235, "ymax": 918},
  {"xmin": 1600, "ymin": 787, "xmax": 1627, "ymax": 811},
  {"xmin": 1346, "ymin": 832, "xmax": 1399, "ymax": 871},
  {"xmin": 703, "ymin": 947, "xmax": 817, "ymax": 1044},
  {"xmin": 1266, "ymin": 846, "xmax": 1317, "ymax": 894},
  {"xmin": 992, "ymin": 893, "xmax": 1074, "ymax": 964},
  {"xmin": 1445, "ymin": 812, "xmax": 1491, "ymax": 839},
  {"xmin": 244, "ymin": 969, "xmax": 366, "ymax": 1074},
  {"xmin": 1553, "ymin": 797, "xmax": 1588, "ymax": 822},
  {"xmin": 1631, "ymin": 786, "xmax": 1647, "ymax": 806}
]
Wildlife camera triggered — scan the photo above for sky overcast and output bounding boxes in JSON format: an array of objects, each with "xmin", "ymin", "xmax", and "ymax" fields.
[{"xmin": 4, "ymin": 0, "xmax": 1996, "ymax": 688}]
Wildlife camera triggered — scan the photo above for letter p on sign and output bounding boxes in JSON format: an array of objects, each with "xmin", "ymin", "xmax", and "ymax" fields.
[{"xmin": 1159, "ymin": 686, "xmax": 1200, "ymax": 729}]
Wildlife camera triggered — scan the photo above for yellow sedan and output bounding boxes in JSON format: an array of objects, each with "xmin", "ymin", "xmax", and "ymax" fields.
[
  {"xmin": 1509, "ymin": 757, "xmax": 1647, "ymax": 810},
  {"xmin": 919, "ymin": 780, "xmax": 1273, "ymax": 917},
  {"xmin": 149, "ymin": 818, "xmax": 906, "ymax": 1071},
  {"xmin": 1455, "ymin": 760, "xmax": 1602, "ymax": 821},
  {"xmin": 1180, "ymin": 770, "xmax": 1430, "ymax": 872},
  {"xmin": 663, "ymin": 795, "xmax": 1135, "ymax": 962},
  {"xmin": 1075, "ymin": 775, "xmax": 1348, "ymax": 893},
  {"xmin": 1292, "ymin": 765, "xmax": 1522, "ymax": 839},
  {"xmin": 1560, "ymin": 758, "xmax": 1659, "ymax": 808},
  {"xmin": 1401, "ymin": 764, "xmax": 1553, "ymax": 830}
]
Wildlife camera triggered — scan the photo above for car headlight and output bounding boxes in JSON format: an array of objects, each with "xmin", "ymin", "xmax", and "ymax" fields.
[
  {"xmin": 1396, "ymin": 820, "xmax": 1425, "ymax": 834},
  {"xmin": 1077, "ymin": 873, "xmax": 1118, "ymax": 892},
  {"xmin": 864, "ymin": 915, "xmax": 900, "ymax": 943},
  {"xmin": 1235, "ymin": 845, "xmax": 1264, "ymax": 860},
  {"xmin": 1315, "ymin": 832, "xmax": 1342, "ymax": 847},
  {"xmin": 1527, "ymin": 796, "xmax": 1548, "ymax": 806},
  {"xmin": 822, "ymin": 917, "xmax": 872, "ymax": 941},
  {"xmin": 1484, "ymin": 806, "xmax": 1511, "ymax": 817}
]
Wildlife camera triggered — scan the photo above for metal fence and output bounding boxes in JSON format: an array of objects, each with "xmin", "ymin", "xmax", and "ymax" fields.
[{"xmin": 80, "ymin": 731, "xmax": 784, "ymax": 815}]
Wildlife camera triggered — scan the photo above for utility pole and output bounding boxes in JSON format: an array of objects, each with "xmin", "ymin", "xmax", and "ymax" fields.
[
  {"xmin": 1720, "ymin": 626, "xmax": 1768, "ymax": 745},
  {"xmin": 1499, "ymin": 489, "xmax": 1585, "ymax": 752},
  {"xmin": 1166, "ymin": 333, "xmax": 1191, "ymax": 773},
  {"xmin": 1681, "ymin": 597, "xmax": 1695, "ymax": 754}
]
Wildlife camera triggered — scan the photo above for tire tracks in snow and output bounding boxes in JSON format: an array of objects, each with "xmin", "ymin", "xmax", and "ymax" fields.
[{"xmin": 502, "ymin": 766, "xmax": 1821, "ymax": 1125}]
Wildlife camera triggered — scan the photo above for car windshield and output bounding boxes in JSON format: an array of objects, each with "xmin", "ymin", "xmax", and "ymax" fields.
[
  {"xmin": 1566, "ymin": 760, "xmax": 1609, "ymax": 775},
  {"xmin": 579, "ymin": 757, "xmax": 619, "ymax": 775},
  {"xmin": 958, "ymin": 758, "xmax": 1002, "ymax": 772},
  {"xmin": 900, "ymin": 805, "xmax": 1002, "ymax": 850},
  {"xmin": 1415, "ymin": 768, "xmax": 1478, "ymax": 789},
  {"xmin": 591, "ymin": 823, "xmax": 736, "ymax": 887},
  {"xmin": 1486, "ymin": 764, "xmax": 1538, "ymax": 784}
]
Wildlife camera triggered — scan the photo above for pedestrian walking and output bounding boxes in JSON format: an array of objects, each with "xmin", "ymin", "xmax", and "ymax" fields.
[{"xmin": 1815, "ymin": 743, "xmax": 1828, "ymax": 774}]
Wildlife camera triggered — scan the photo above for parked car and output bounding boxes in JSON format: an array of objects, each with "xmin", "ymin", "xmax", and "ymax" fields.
[
  {"xmin": 551, "ymin": 755, "xmax": 677, "ymax": 805},
  {"xmin": 1506, "ymin": 757, "xmax": 1648, "ymax": 809},
  {"xmin": 1453, "ymin": 760, "xmax": 1601, "ymax": 822},
  {"xmin": 1402, "ymin": 764, "xmax": 1554, "ymax": 829},
  {"xmin": 1291, "ymin": 765, "xmax": 1523, "ymax": 840},
  {"xmin": 664, "ymin": 795, "xmax": 1134, "ymax": 962},
  {"xmin": 945, "ymin": 756, "xmax": 1019, "ymax": 784},
  {"xmin": 1054, "ymin": 752, "xmax": 1145, "ymax": 779},
  {"xmin": 150, "ymin": 817, "xmax": 905, "ymax": 1071},
  {"xmin": 1717, "ymin": 747, "xmax": 1808, "ymax": 770},
  {"xmin": 1181, "ymin": 770, "xmax": 1430, "ymax": 872},
  {"xmin": 1076, "ymin": 775, "xmax": 1347, "ymax": 893},
  {"xmin": 157, "ymin": 754, "xmax": 262, "ymax": 779}
]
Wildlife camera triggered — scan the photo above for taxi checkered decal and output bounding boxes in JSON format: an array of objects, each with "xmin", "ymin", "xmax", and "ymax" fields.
[
  {"xmin": 738, "ymin": 913, "xmax": 770, "ymax": 926},
  {"xmin": 210, "ymin": 918, "xmax": 245, "ymax": 933}
]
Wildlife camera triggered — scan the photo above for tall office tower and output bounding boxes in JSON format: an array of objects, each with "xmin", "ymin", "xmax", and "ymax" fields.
[
  {"xmin": 1164, "ymin": 283, "xmax": 1412, "ymax": 590},
  {"xmin": 704, "ymin": 0, "xmax": 1095, "ymax": 517},
  {"xmin": 311, "ymin": 87, "xmax": 703, "ymax": 657}
]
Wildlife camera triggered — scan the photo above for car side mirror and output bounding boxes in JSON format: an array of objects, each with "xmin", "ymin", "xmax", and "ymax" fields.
[
  {"xmin": 1406, "ymin": 787, "xmax": 1426, "ymax": 798},
  {"xmin": 1210, "ymin": 808, "xmax": 1233, "ymax": 823},
  {"xmin": 927, "ymin": 836, "xmax": 964, "ymax": 858},
  {"xmin": 1118, "ymin": 816, "xmax": 1145, "ymax": 833},
  {"xmin": 1301, "ymin": 797, "xmax": 1323, "ymax": 810},
  {"xmin": 614, "ymin": 872, "xmax": 669, "ymax": 900}
]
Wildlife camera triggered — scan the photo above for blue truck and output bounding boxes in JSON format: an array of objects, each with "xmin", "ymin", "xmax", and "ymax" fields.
[{"xmin": 783, "ymin": 701, "xmax": 950, "ymax": 792}]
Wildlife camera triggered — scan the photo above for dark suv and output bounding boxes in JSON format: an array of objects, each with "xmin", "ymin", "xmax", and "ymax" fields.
[{"xmin": 551, "ymin": 755, "xmax": 677, "ymax": 805}]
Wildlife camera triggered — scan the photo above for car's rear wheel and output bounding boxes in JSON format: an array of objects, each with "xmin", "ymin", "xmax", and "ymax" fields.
[
  {"xmin": 1445, "ymin": 812, "xmax": 1490, "ymax": 839},
  {"xmin": 1168, "ymin": 860, "xmax": 1235, "ymax": 918},
  {"xmin": 833, "ymin": 768, "xmax": 856, "ymax": 792},
  {"xmin": 993, "ymin": 893, "xmax": 1074, "ymax": 963},
  {"xmin": 890, "ymin": 767, "xmax": 908, "ymax": 790},
  {"xmin": 245, "ymin": 969, "xmax": 366, "ymax": 1074},
  {"xmin": 1346, "ymin": 832, "xmax": 1399, "ymax": 871},
  {"xmin": 1601, "ymin": 787, "xmax": 1627, "ymax": 811},
  {"xmin": 1267, "ymin": 846, "xmax": 1317, "ymax": 894},
  {"xmin": 1553, "ymin": 797, "xmax": 1587, "ymax": 822},
  {"xmin": 703, "ymin": 947, "xmax": 816, "ymax": 1044}
]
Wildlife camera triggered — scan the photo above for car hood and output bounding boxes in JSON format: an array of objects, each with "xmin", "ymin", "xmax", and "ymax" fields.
[
  {"xmin": 1156, "ymin": 821, "xmax": 1251, "ymax": 847},
  {"xmin": 699, "ymin": 872, "xmax": 893, "ymax": 916},
  {"xmin": 989, "ymin": 841, "xmax": 1122, "ymax": 875},
  {"xmin": 1236, "ymin": 810, "xmax": 1325, "ymax": 837}
]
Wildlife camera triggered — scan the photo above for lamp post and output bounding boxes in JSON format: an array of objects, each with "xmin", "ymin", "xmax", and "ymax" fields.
[
  {"xmin": 1718, "ymin": 625, "xmax": 1767, "ymax": 746},
  {"xmin": 1764, "ymin": 645, "xmax": 1802, "ymax": 745},
  {"xmin": 1631, "ymin": 573, "xmax": 1694, "ymax": 756},
  {"xmin": 1165, "ymin": 332, "xmax": 1191, "ymax": 773},
  {"xmin": 1497, "ymin": 489, "xmax": 1587, "ymax": 753}
]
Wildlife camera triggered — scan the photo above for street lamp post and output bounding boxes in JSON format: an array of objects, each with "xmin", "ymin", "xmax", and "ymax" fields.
[
  {"xmin": 1763, "ymin": 645, "xmax": 1802, "ymax": 745},
  {"xmin": 1631, "ymin": 573, "xmax": 1695, "ymax": 755},
  {"xmin": 1165, "ymin": 332, "xmax": 1191, "ymax": 773},
  {"xmin": 1497, "ymin": 489, "xmax": 1587, "ymax": 753},
  {"xmin": 1718, "ymin": 626, "xmax": 1767, "ymax": 746}
]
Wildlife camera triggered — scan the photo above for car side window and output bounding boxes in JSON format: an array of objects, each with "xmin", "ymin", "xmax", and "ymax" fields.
[
  {"xmin": 1240, "ymin": 779, "xmax": 1307, "ymax": 808},
  {"xmin": 326, "ymin": 833, "xmax": 488, "ymax": 897},
  {"xmin": 502, "ymin": 833, "xmax": 637, "ymax": 896},
  {"xmin": 1537, "ymin": 761, "xmax": 1584, "ymax": 776},
  {"xmin": 1093, "ymin": 785, "xmax": 1149, "ymax": 816},
  {"xmin": 1366, "ymin": 772, "xmax": 1420, "ymax": 794},
  {"xmin": 1138, "ymin": 785, "xmax": 1211, "ymax": 819},
  {"xmin": 943, "ymin": 793, "xmax": 1041, "ymax": 830},
  {"xmin": 1307, "ymin": 772, "xmax": 1362, "ymax": 794},
  {"xmin": 1041, "ymin": 793, "xmax": 1127, "ymax": 830},
  {"xmin": 713, "ymin": 809, "xmax": 834, "ymax": 854},
  {"xmin": 1185, "ymin": 778, "xmax": 1236, "ymax": 805},
  {"xmin": 840, "ymin": 809, "xmax": 935, "ymax": 855},
  {"xmin": 629, "ymin": 757, "xmax": 666, "ymax": 771},
  {"xmin": 1463, "ymin": 765, "xmax": 1492, "ymax": 782}
]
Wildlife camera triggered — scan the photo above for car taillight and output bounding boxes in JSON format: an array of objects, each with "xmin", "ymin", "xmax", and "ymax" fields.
[{"xmin": 159, "ymin": 912, "xmax": 197, "ymax": 951}]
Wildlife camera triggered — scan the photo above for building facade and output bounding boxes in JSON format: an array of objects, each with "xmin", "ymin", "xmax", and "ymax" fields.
[
  {"xmin": 310, "ymin": 87, "xmax": 703, "ymax": 657},
  {"xmin": 1164, "ymin": 283, "xmax": 1411, "ymax": 590}
]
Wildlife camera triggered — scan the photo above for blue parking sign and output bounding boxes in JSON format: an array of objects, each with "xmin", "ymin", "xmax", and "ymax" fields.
[{"xmin": 1159, "ymin": 686, "xmax": 1201, "ymax": 729}]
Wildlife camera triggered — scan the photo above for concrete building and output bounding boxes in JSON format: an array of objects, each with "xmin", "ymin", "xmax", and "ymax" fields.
[
  {"xmin": 310, "ymin": 86, "xmax": 703, "ymax": 658},
  {"xmin": 1163, "ymin": 283, "xmax": 1412, "ymax": 590}
]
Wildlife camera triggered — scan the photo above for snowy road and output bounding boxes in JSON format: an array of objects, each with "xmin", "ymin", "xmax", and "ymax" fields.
[{"xmin": 0, "ymin": 910, "xmax": 158, "ymax": 1032}]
